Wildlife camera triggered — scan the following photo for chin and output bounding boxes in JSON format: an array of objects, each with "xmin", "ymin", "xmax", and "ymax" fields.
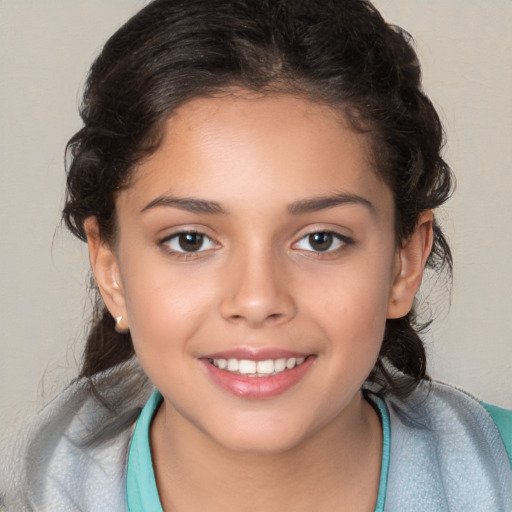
[
  {"xmin": 206, "ymin": 413, "xmax": 320, "ymax": 456},
  {"xmin": 218, "ymin": 432, "xmax": 307, "ymax": 456}
]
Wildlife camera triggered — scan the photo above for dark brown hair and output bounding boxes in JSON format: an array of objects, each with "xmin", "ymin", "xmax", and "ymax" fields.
[{"xmin": 63, "ymin": 0, "xmax": 453, "ymax": 397}]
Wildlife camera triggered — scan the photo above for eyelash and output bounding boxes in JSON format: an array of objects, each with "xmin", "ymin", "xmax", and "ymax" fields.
[
  {"xmin": 292, "ymin": 231, "xmax": 354, "ymax": 256},
  {"xmin": 159, "ymin": 230, "xmax": 353, "ymax": 259},
  {"xmin": 159, "ymin": 231, "xmax": 219, "ymax": 259}
]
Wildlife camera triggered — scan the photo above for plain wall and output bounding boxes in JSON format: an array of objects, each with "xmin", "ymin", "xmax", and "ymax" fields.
[{"xmin": 1, "ymin": 0, "xmax": 511, "ymax": 441}]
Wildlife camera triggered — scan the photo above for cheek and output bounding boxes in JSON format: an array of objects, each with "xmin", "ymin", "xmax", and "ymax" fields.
[
  {"xmin": 307, "ymin": 259, "xmax": 393, "ymax": 327},
  {"xmin": 120, "ymin": 256, "xmax": 219, "ymax": 356},
  {"xmin": 300, "ymin": 255, "xmax": 393, "ymax": 376}
]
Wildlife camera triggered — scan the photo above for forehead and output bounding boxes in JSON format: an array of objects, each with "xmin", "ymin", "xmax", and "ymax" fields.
[{"xmin": 123, "ymin": 92, "xmax": 393, "ymax": 217}]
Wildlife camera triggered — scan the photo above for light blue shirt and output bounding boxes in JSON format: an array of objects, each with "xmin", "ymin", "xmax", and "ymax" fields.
[
  {"xmin": 126, "ymin": 386, "xmax": 512, "ymax": 511},
  {"xmin": 126, "ymin": 389, "xmax": 391, "ymax": 512}
]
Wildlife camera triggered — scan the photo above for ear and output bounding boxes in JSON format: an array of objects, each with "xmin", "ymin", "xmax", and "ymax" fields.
[
  {"xmin": 84, "ymin": 217, "xmax": 129, "ymax": 331},
  {"xmin": 387, "ymin": 210, "xmax": 434, "ymax": 319}
]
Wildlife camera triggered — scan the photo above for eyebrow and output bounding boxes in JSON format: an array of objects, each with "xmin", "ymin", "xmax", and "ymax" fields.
[
  {"xmin": 141, "ymin": 191, "xmax": 375, "ymax": 216},
  {"xmin": 287, "ymin": 192, "xmax": 376, "ymax": 215},
  {"xmin": 141, "ymin": 195, "xmax": 226, "ymax": 214}
]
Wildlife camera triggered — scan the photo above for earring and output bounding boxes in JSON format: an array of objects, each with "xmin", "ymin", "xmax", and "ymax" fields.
[{"xmin": 115, "ymin": 315, "xmax": 129, "ymax": 333}]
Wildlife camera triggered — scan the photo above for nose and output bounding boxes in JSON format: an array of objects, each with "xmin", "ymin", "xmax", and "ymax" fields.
[{"xmin": 219, "ymin": 248, "xmax": 297, "ymax": 328}]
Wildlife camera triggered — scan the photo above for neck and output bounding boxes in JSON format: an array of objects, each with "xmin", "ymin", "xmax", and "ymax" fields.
[{"xmin": 150, "ymin": 391, "xmax": 382, "ymax": 512}]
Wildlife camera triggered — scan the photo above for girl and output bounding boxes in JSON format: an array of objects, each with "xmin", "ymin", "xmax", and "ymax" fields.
[{"xmin": 2, "ymin": 0, "xmax": 511, "ymax": 510}]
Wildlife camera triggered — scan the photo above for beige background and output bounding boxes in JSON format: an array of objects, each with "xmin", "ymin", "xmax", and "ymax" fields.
[{"xmin": 1, "ymin": 0, "xmax": 511, "ymax": 441}]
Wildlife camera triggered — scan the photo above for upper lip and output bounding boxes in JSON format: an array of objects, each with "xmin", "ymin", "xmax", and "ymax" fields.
[{"xmin": 200, "ymin": 348, "xmax": 311, "ymax": 361}]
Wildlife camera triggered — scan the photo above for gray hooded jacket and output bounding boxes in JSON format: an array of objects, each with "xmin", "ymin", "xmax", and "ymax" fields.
[{"xmin": 1, "ymin": 361, "xmax": 511, "ymax": 511}]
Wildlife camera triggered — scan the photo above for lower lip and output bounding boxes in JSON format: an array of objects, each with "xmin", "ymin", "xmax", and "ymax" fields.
[{"xmin": 200, "ymin": 357, "xmax": 315, "ymax": 399}]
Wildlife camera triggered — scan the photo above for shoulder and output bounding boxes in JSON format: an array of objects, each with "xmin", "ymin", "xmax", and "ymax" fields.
[
  {"xmin": 480, "ymin": 400, "xmax": 512, "ymax": 464},
  {"xmin": 381, "ymin": 381, "xmax": 512, "ymax": 511},
  {"xmin": 1, "ymin": 360, "xmax": 152, "ymax": 512}
]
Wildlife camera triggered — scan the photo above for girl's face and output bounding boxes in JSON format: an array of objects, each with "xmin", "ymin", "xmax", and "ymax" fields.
[{"xmin": 91, "ymin": 93, "xmax": 428, "ymax": 453}]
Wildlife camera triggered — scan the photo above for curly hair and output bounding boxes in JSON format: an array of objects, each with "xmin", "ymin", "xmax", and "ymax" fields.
[{"xmin": 63, "ymin": 0, "xmax": 453, "ymax": 397}]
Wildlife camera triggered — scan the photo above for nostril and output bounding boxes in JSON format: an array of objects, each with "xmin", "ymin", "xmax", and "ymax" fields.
[
  {"xmin": 220, "ymin": 286, "xmax": 297, "ymax": 327},
  {"xmin": 227, "ymin": 311, "xmax": 284, "ymax": 326}
]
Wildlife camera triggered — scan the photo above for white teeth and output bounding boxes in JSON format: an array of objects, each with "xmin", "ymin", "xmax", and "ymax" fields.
[
  {"xmin": 210, "ymin": 356, "xmax": 307, "ymax": 376},
  {"xmin": 227, "ymin": 358, "xmax": 239, "ymax": 372},
  {"xmin": 238, "ymin": 359, "xmax": 257, "ymax": 375},
  {"xmin": 257, "ymin": 359, "xmax": 275, "ymax": 374},
  {"xmin": 286, "ymin": 357, "xmax": 296, "ymax": 369},
  {"xmin": 274, "ymin": 358, "xmax": 287, "ymax": 372}
]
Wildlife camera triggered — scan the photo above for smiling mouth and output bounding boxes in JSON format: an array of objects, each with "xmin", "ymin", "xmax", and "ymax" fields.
[{"xmin": 206, "ymin": 356, "xmax": 307, "ymax": 377}]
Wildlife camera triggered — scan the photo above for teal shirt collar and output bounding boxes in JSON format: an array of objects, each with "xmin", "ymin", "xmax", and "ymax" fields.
[
  {"xmin": 126, "ymin": 389, "xmax": 390, "ymax": 512},
  {"xmin": 126, "ymin": 389, "xmax": 164, "ymax": 512}
]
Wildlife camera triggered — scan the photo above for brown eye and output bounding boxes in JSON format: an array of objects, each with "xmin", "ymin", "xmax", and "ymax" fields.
[
  {"xmin": 308, "ymin": 232, "xmax": 334, "ymax": 252},
  {"xmin": 178, "ymin": 232, "xmax": 204, "ymax": 252},
  {"xmin": 294, "ymin": 231, "xmax": 352, "ymax": 254},
  {"xmin": 163, "ymin": 231, "xmax": 216, "ymax": 253}
]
